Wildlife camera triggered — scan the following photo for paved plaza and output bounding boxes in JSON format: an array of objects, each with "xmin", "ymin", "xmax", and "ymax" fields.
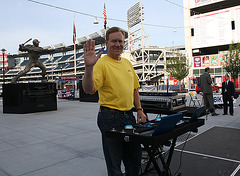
[{"xmin": 0, "ymin": 94, "xmax": 240, "ymax": 176}]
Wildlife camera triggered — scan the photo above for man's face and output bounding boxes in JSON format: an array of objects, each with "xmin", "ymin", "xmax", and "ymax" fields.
[
  {"xmin": 225, "ymin": 75, "xmax": 229, "ymax": 81},
  {"xmin": 106, "ymin": 32, "xmax": 124, "ymax": 59}
]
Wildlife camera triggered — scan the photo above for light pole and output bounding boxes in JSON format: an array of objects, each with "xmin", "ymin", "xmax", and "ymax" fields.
[{"xmin": 1, "ymin": 49, "xmax": 6, "ymax": 84}]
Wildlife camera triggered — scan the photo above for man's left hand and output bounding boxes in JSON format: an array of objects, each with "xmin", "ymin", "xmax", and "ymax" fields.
[{"xmin": 137, "ymin": 110, "xmax": 147, "ymax": 123}]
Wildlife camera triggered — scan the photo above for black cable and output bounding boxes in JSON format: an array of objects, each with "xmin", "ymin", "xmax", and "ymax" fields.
[
  {"xmin": 174, "ymin": 131, "xmax": 192, "ymax": 176},
  {"xmin": 28, "ymin": 0, "xmax": 184, "ymax": 29}
]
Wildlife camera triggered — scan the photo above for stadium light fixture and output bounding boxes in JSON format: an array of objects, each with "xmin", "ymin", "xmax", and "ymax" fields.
[{"xmin": 93, "ymin": 17, "xmax": 99, "ymax": 24}]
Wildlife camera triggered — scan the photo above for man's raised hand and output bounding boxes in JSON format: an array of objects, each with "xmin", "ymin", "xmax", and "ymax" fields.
[{"xmin": 83, "ymin": 39, "xmax": 102, "ymax": 67}]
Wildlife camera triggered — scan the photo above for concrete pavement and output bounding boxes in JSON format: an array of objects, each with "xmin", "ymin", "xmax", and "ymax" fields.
[{"xmin": 0, "ymin": 95, "xmax": 239, "ymax": 176}]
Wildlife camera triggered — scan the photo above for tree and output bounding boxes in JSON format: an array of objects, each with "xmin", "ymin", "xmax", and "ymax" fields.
[
  {"xmin": 165, "ymin": 51, "xmax": 190, "ymax": 91},
  {"xmin": 224, "ymin": 42, "xmax": 240, "ymax": 87}
]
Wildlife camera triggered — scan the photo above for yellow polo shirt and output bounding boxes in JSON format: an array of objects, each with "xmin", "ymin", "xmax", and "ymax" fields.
[{"xmin": 93, "ymin": 55, "xmax": 139, "ymax": 111}]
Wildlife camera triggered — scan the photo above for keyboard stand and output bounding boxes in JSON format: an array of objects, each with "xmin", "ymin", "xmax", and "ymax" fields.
[{"xmin": 106, "ymin": 119, "xmax": 204, "ymax": 176}]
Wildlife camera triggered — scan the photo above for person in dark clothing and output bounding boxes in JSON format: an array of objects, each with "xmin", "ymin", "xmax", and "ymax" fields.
[
  {"xmin": 222, "ymin": 74, "xmax": 235, "ymax": 116},
  {"xmin": 199, "ymin": 67, "xmax": 219, "ymax": 116}
]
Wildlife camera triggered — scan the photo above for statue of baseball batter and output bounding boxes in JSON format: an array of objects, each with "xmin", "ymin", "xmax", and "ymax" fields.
[{"xmin": 11, "ymin": 38, "xmax": 53, "ymax": 83}]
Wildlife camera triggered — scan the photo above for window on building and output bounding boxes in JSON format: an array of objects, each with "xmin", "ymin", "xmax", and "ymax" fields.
[
  {"xmin": 193, "ymin": 69, "xmax": 199, "ymax": 76},
  {"xmin": 232, "ymin": 21, "xmax": 235, "ymax": 30},
  {"xmin": 191, "ymin": 28, "xmax": 194, "ymax": 36},
  {"xmin": 200, "ymin": 69, "xmax": 205, "ymax": 74},
  {"xmin": 215, "ymin": 68, "xmax": 222, "ymax": 75},
  {"xmin": 211, "ymin": 68, "xmax": 215, "ymax": 75}
]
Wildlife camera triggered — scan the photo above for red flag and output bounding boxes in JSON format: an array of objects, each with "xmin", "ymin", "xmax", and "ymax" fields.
[
  {"xmin": 103, "ymin": 3, "xmax": 107, "ymax": 29},
  {"xmin": 73, "ymin": 19, "xmax": 76, "ymax": 44}
]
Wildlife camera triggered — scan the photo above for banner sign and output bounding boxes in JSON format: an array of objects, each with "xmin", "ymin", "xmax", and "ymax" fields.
[
  {"xmin": 193, "ymin": 9, "xmax": 232, "ymax": 48},
  {"xmin": 194, "ymin": 56, "xmax": 201, "ymax": 67},
  {"xmin": 58, "ymin": 90, "xmax": 75, "ymax": 99},
  {"xmin": 191, "ymin": 0, "xmax": 225, "ymax": 8},
  {"xmin": 202, "ymin": 56, "xmax": 210, "ymax": 67},
  {"xmin": 213, "ymin": 93, "xmax": 223, "ymax": 105},
  {"xmin": 213, "ymin": 93, "xmax": 236, "ymax": 104},
  {"xmin": 210, "ymin": 55, "xmax": 219, "ymax": 66}
]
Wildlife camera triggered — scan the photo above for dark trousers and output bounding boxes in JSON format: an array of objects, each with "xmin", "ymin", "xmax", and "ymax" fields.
[
  {"xmin": 203, "ymin": 93, "xmax": 216, "ymax": 114},
  {"xmin": 97, "ymin": 107, "xmax": 142, "ymax": 176},
  {"xmin": 223, "ymin": 94, "xmax": 234, "ymax": 115}
]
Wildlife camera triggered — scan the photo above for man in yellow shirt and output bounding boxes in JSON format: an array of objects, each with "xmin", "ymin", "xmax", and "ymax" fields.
[{"xmin": 83, "ymin": 27, "xmax": 146, "ymax": 176}]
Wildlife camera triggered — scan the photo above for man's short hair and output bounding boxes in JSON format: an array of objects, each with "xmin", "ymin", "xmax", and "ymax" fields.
[
  {"xmin": 205, "ymin": 67, "xmax": 210, "ymax": 72},
  {"xmin": 106, "ymin": 27, "xmax": 125, "ymax": 41}
]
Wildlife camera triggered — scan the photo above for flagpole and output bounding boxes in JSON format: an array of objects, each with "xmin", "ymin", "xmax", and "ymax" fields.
[
  {"xmin": 74, "ymin": 44, "xmax": 76, "ymax": 76},
  {"xmin": 103, "ymin": 2, "xmax": 107, "ymax": 48},
  {"xmin": 73, "ymin": 16, "xmax": 77, "ymax": 92},
  {"xmin": 73, "ymin": 16, "xmax": 76, "ymax": 77}
]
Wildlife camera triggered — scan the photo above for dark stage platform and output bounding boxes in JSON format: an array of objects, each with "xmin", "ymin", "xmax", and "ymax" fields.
[{"xmin": 144, "ymin": 126, "xmax": 240, "ymax": 176}]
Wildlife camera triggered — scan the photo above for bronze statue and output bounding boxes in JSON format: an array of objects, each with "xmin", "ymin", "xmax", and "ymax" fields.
[{"xmin": 11, "ymin": 39, "xmax": 53, "ymax": 83}]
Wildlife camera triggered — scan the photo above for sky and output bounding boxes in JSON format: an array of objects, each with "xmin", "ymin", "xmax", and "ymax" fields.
[{"xmin": 0, "ymin": 0, "xmax": 185, "ymax": 55}]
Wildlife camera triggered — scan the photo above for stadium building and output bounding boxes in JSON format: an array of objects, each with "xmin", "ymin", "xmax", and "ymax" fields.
[
  {"xmin": 1, "ymin": 0, "xmax": 240, "ymax": 95},
  {"xmin": 1, "ymin": 0, "xmax": 184, "ymax": 96},
  {"xmin": 183, "ymin": 0, "xmax": 240, "ymax": 90}
]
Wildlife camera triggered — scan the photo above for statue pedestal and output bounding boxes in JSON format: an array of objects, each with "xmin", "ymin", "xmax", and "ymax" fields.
[{"xmin": 3, "ymin": 83, "xmax": 57, "ymax": 114}]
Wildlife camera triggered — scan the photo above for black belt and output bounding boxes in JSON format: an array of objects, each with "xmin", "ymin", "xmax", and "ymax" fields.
[{"xmin": 100, "ymin": 106, "xmax": 132, "ymax": 115}]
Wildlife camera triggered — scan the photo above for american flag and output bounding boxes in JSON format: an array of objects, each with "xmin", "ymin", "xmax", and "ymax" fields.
[
  {"xmin": 103, "ymin": 3, "xmax": 107, "ymax": 29},
  {"xmin": 73, "ymin": 19, "xmax": 76, "ymax": 44}
]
